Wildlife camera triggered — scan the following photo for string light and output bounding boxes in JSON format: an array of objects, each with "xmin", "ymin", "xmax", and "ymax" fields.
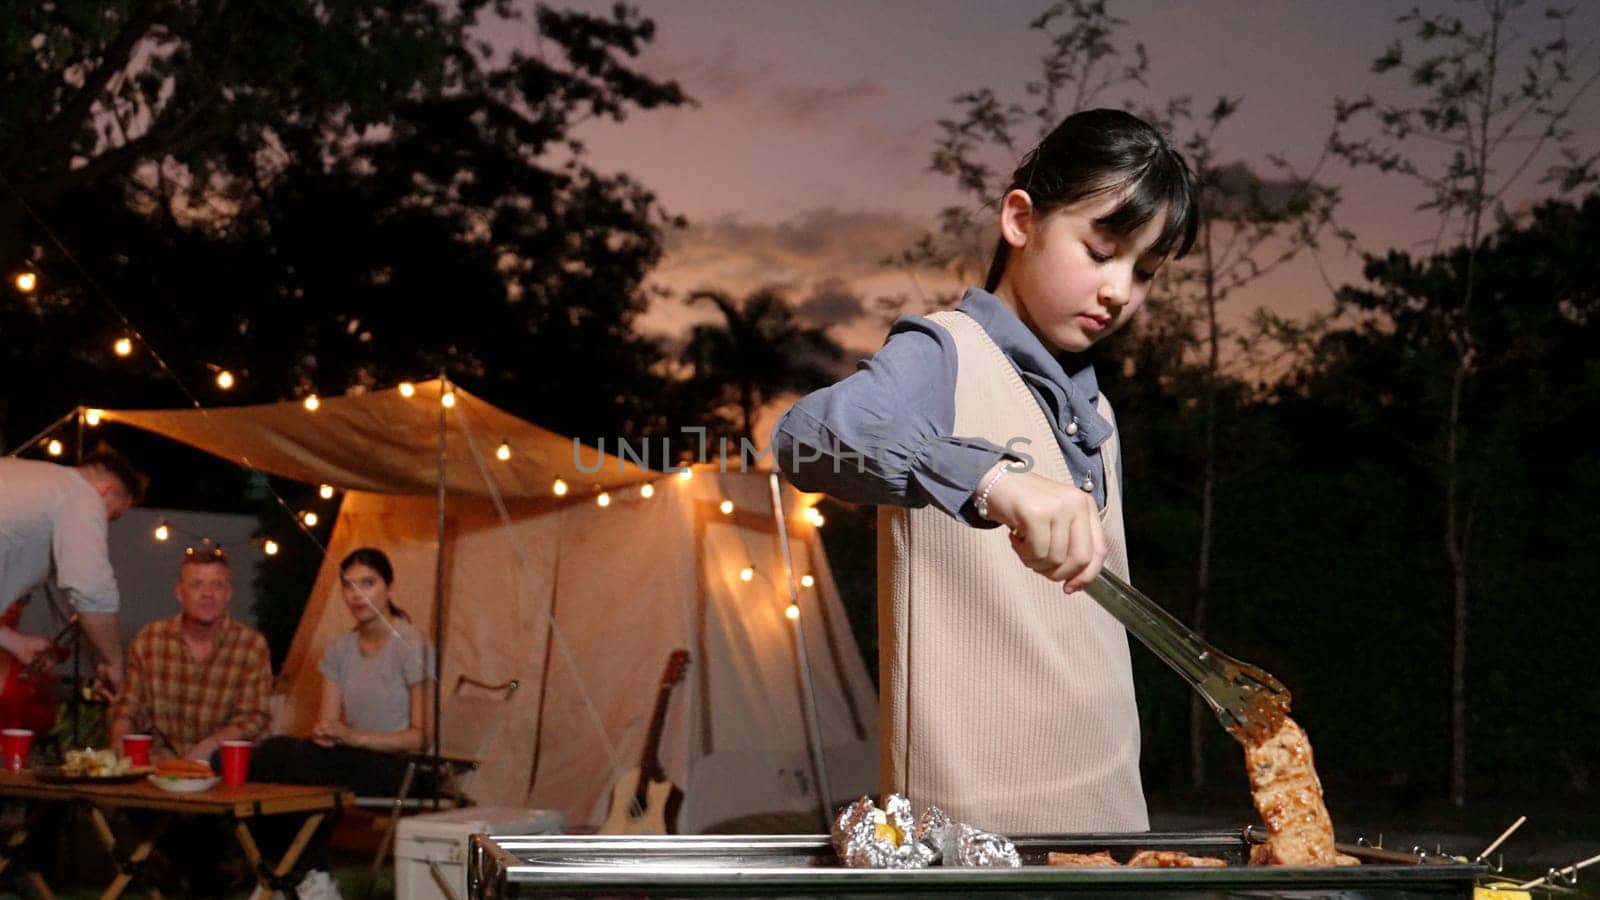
[
  {"xmin": 262, "ymin": 539, "xmax": 280, "ymax": 556},
  {"xmin": 318, "ymin": 484, "xmax": 335, "ymax": 500},
  {"xmin": 215, "ymin": 370, "xmax": 235, "ymax": 390},
  {"xmin": 805, "ymin": 507, "xmax": 825, "ymax": 527},
  {"xmin": 301, "ymin": 510, "xmax": 319, "ymax": 527},
  {"xmin": 113, "ymin": 337, "xmax": 133, "ymax": 357},
  {"xmin": 639, "ymin": 483, "xmax": 654, "ymax": 499},
  {"xmin": 596, "ymin": 491, "xmax": 611, "ymax": 508},
  {"xmin": 14, "ymin": 272, "xmax": 37, "ymax": 293},
  {"xmin": 496, "ymin": 441, "xmax": 511, "ymax": 461},
  {"xmin": 739, "ymin": 566, "xmax": 755, "ymax": 583},
  {"xmin": 84, "ymin": 409, "xmax": 103, "ymax": 426},
  {"xmin": 800, "ymin": 574, "xmax": 815, "ymax": 589},
  {"xmin": 785, "ymin": 604, "xmax": 800, "ymax": 621},
  {"xmin": 719, "ymin": 499, "xmax": 734, "ymax": 515},
  {"xmin": 440, "ymin": 390, "xmax": 456, "ymax": 409},
  {"xmin": 552, "ymin": 478, "xmax": 568, "ymax": 497},
  {"xmin": 303, "ymin": 394, "xmax": 320, "ymax": 412},
  {"xmin": 398, "ymin": 382, "xmax": 416, "ymax": 398},
  {"xmin": 46, "ymin": 439, "xmax": 63, "ymax": 456},
  {"xmin": 154, "ymin": 521, "xmax": 170, "ymax": 541},
  {"xmin": 677, "ymin": 468, "xmax": 693, "ymax": 482}
]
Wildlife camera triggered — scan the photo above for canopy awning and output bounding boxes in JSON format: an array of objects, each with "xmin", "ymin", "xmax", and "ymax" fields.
[{"xmin": 101, "ymin": 379, "xmax": 649, "ymax": 500}]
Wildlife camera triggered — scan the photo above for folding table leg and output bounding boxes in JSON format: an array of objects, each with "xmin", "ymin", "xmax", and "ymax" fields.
[
  {"xmin": 89, "ymin": 805, "xmax": 169, "ymax": 900},
  {"xmin": 0, "ymin": 808, "xmax": 57, "ymax": 899},
  {"xmin": 238, "ymin": 811, "xmax": 325, "ymax": 900}
]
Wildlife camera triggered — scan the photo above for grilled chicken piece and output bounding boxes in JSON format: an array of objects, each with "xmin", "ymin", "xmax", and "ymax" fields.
[
  {"xmin": 1046, "ymin": 850, "xmax": 1120, "ymax": 867},
  {"xmin": 1243, "ymin": 716, "xmax": 1349, "ymax": 866},
  {"xmin": 1126, "ymin": 849, "xmax": 1228, "ymax": 867}
]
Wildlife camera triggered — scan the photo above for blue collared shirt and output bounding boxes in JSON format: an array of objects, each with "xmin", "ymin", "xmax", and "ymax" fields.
[{"xmin": 773, "ymin": 288, "xmax": 1113, "ymax": 525}]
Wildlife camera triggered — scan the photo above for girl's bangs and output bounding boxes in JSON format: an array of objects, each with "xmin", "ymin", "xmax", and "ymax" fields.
[{"xmin": 1093, "ymin": 160, "xmax": 1197, "ymax": 260}]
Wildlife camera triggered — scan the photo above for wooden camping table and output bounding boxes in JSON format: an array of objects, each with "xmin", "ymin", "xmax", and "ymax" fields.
[{"xmin": 0, "ymin": 770, "xmax": 350, "ymax": 899}]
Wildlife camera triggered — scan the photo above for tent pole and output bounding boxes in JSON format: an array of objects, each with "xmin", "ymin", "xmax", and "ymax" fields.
[
  {"xmin": 431, "ymin": 378, "xmax": 448, "ymax": 806},
  {"xmin": 769, "ymin": 472, "xmax": 833, "ymax": 829}
]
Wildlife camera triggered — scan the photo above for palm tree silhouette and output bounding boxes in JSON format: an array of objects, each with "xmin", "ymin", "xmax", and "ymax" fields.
[{"xmin": 685, "ymin": 288, "xmax": 845, "ymax": 443}]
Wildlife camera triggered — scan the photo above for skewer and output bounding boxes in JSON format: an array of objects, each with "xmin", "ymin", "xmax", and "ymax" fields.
[
  {"xmin": 1517, "ymin": 850, "xmax": 1600, "ymax": 890},
  {"xmin": 1476, "ymin": 815, "xmax": 1526, "ymax": 862}
]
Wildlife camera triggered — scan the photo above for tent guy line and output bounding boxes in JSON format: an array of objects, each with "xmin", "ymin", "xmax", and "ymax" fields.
[{"xmin": 453, "ymin": 395, "xmax": 629, "ymax": 780}]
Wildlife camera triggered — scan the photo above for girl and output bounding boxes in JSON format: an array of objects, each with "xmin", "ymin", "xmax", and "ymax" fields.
[
  {"xmin": 774, "ymin": 108, "xmax": 1196, "ymax": 833},
  {"xmin": 251, "ymin": 547, "xmax": 434, "ymax": 894}
]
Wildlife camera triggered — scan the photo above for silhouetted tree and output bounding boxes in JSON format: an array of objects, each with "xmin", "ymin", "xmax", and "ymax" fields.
[
  {"xmin": 1328, "ymin": 0, "xmax": 1597, "ymax": 805},
  {"xmin": 683, "ymin": 288, "xmax": 844, "ymax": 444}
]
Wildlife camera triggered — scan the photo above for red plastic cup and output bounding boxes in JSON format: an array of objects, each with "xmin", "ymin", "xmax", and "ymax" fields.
[
  {"xmin": 1, "ymin": 728, "xmax": 33, "ymax": 772},
  {"xmin": 122, "ymin": 733, "xmax": 153, "ymax": 766},
  {"xmin": 220, "ymin": 740, "xmax": 252, "ymax": 786}
]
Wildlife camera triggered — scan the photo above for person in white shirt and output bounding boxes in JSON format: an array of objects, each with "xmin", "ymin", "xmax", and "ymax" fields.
[{"xmin": 0, "ymin": 447, "xmax": 147, "ymax": 695}]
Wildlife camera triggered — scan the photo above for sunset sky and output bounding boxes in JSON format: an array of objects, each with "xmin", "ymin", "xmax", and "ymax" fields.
[{"xmin": 496, "ymin": 1, "xmax": 1600, "ymax": 365}]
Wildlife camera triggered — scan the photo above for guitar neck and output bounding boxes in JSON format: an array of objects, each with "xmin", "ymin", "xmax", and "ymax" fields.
[{"xmin": 637, "ymin": 681, "xmax": 673, "ymax": 781}]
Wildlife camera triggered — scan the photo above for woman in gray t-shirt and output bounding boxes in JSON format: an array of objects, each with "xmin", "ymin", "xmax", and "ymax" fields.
[
  {"xmin": 251, "ymin": 547, "xmax": 434, "ymax": 879},
  {"xmin": 312, "ymin": 548, "xmax": 434, "ymax": 749}
]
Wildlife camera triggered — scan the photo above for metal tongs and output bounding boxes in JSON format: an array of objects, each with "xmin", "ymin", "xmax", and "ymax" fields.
[{"xmin": 1085, "ymin": 572, "xmax": 1291, "ymax": 742}]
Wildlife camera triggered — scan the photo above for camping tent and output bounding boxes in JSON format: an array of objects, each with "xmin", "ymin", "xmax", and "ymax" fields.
[{"xmin": 99, "ymin": 381, "xmax": 878, "ymax": 831}]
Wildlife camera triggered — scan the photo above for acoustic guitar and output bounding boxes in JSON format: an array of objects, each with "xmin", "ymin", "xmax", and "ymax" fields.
[
  {"xmin": 600, "ymin": 649, "xmax": 690, "ymax": 835},
  {"xmin": 0, "ymin": 602, "xmax": 78, "ymax": 733}
]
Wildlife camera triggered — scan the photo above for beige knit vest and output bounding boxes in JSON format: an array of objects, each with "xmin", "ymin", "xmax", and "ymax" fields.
[{"xmin": 877, "ymin": 309, "xmax": 1147, "ymax": 833}]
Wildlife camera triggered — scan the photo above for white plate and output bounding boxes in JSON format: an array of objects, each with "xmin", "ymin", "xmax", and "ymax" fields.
[{"xmin": 147, "ymin": 773, "xmax": 220, "ymax": 793}]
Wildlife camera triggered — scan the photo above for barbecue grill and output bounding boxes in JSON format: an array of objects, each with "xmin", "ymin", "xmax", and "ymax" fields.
[{"xmin": 468, "ymin": 829, "xmax": 1512, "ymax": 898}]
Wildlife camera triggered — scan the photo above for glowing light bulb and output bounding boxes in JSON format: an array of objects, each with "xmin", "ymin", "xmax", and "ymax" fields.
[
  {"xmin": 496, "ymin": 441, "xmax": 511, "ymax": 461},
  {"xmin": 216, "ymin": 370, "xmax": 235, "ymax": 390},
  {"xmin": 719, "ymin": 499, "xmax": 734, "ymax": 515},
  {"xmin": 84, "ymin": 409, "xmax": 103, "ymax": 426},
  {"xmin": 154, "ymin": 522, "xmax": 170, "ymax": 541},
  {"xmin": 303, "ymin": 395, "xmax": 320, "ymax": 412},
  {"xmin": 800, "ymin": 574, "xmax": 815, "ymax": 589},
  {"xmin": 113, "ymin": 337, "xmax": 133, "ymax": 357},
  {"xmin": 263, "ymin": 539, "xmax": 280, "ymax": 556},
  {"xmin": 805, "ymin": 507, "xmax": 826, "ymax": 527},
  {"xmin": 440, "ymin": 390, "xmax": 456, "ymax": 409},
  {"xmin": 739, "ymin": 566, "xmax": 755, "ymax": 583},
  {"xmin": 785, "ymin": 604, "xmax": 800, "ymax": 621},
  {"xmin": 15, "ymin": 272, "xmax": 37, "ymax": 293},
  {"xmin": 301, "ymin": 511, "xmax": 319, "ymax": 527},
  {"xmin": 552, "ymin": 479, "xmax": 568, "ymax": 497},
  {"xmin": 677, "ymin": 468, "xmax": 693, "ymax": 482},
  {"xmin": 398, "ymin": 382, "xmax": 416, "ymax": 398},
  {"xmin": 318, "ymin": 484, "xmax": 334, "ymax": 500},
  {"xmin": 596, "ymin": 492, "xmax": 611, "ymax": 508},
  {"xmin": 639, "ymin": 483, "xmax": 654, "ymax": 499},
  {"xmin": 46, "ymin": 439, "xmax": 62, "ymax": 456}
]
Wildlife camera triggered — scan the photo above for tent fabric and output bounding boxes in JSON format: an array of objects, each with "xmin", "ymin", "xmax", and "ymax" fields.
[
  {"xmin": 276, "ymin": 471, "xmax": 878, "ymax": 831},
  {"xmin": 100, "ymin": 380, "xmax": 649, "ymax": 500}
]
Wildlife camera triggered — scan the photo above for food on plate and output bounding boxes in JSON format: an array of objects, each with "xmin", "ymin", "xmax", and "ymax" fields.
[
  {"xmin": 1046, "ymin": 849, "xmax": 1227, "ymax": 868},
  {"xmin": 62, "ymin": 748, "xmax": 133, "ymax": 777},
  {"xmin": 1126, "ymin": 849, "xmax": 1228, "ymax": 868},
  {"xmin": 1046, "ymin": 850, "xmax": 1120, "ymax": 867},
  {"xmin": 1241, "ymin": 716, "xmax": 1358, "ymax": 866},
  {"xmin": 154, "ymin": 758, "xmax": 214, "ymax": 779}
]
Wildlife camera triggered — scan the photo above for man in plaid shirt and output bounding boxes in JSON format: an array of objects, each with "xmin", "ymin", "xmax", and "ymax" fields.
[{"xmin": 111, "ymin": 547, "xmax": 271, "ymax": 762}]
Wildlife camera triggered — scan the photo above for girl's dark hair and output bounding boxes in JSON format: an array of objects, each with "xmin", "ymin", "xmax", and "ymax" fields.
[
  {"xmin": 984, "ymin": 108, "xmax": 1198, "ymax": 292},
  {"xmin": 339, "ymin": 547, "xmax": 409, "ymax": 621}
]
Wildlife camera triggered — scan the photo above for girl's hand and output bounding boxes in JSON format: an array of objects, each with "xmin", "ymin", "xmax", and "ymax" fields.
[
  {"xmin": 977, "ymin": 465, "xmax": 1108, "ymax": 593},
  {"xmin": 311, "ymin": 719, "xmax": 350, "ymax": 747}
]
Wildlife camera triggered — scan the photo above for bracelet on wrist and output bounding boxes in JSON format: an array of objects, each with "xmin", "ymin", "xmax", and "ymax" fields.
[{"xmin": 973, "ymin": 463, "xmax": 1012, "ymax": 522}]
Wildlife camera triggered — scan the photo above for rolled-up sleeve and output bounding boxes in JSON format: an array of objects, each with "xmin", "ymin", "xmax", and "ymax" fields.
[
  {"xmin": 52, "ymin": 489, "xmax": 119, "ymax": 613},
  {"xmin": 773, "ymin": 316, "xmax": 1011, "ymax": 526}
]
